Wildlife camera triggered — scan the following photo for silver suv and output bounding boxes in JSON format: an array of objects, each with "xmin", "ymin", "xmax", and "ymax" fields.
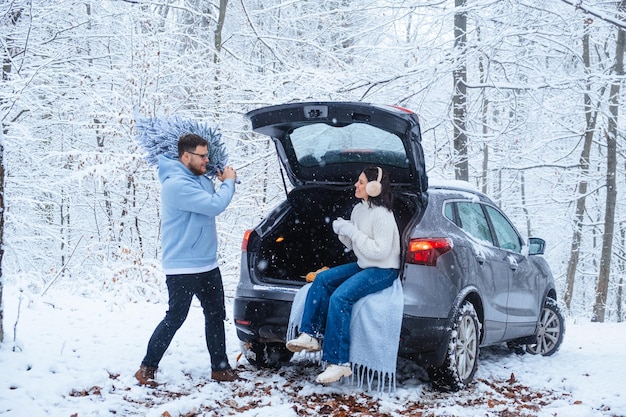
[{"xmin": 234, "ymin": 102, "xmax": 564, "ymax": 391}]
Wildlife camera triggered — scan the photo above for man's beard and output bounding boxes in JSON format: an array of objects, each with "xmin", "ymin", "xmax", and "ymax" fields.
[{"xmin": 189, "ymin": 165, "xmax": 206, "ymax": 176}]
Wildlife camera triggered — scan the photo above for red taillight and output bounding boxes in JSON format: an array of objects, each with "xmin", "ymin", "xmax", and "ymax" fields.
[
  {"xmin": 406, "ymin": 238, "xmax": 452, "ymax": 266},
  {"xmin": 392, "ymin": 105, "xmax": 415, "ymax": 114},
  {"xmin": 241, "ymin": 229, "xmax": 252, "ymax": 251}
]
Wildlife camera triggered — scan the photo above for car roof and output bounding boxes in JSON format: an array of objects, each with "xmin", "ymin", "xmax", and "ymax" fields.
[{"xmin": 427, "ymin": 178, "xmax": 493, "ymax": 203}]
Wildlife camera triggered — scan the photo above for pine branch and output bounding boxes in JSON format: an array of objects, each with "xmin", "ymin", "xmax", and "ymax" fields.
[{"xmin": 134, "ymin": 113, "xmax": 229, "ymax": 178}]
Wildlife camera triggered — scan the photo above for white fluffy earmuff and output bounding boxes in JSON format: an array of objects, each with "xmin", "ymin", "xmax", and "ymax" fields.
[{"xmin": 365, "ymin": 167, "xmax": 383, "ymax": 197}]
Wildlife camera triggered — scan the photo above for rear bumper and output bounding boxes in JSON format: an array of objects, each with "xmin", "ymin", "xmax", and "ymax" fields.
[
  {"xmin": 234, "ymin": 296, "xmax": 451, "ymax": 368},
  {"xmin": 233, "ymin": 297, "xmax": 293, "ymax": 344}
]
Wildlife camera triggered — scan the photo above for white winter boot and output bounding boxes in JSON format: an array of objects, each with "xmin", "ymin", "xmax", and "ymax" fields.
[
  {"xmin": 316, "ymin": 364, "xmax": 352, "ymax": 384},
  {"xmin": 286, "ymin": 333, "xmax": 320, "ymax": 353}
]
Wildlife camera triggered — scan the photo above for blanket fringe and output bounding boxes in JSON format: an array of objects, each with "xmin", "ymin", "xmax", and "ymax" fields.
[
  {"xmin": 350, "ymin": 363, "xmax": 396, "ymax": 393},
  {"xmin": 286, "ymin": 321, "xmax": 298, "ymax": 343}
]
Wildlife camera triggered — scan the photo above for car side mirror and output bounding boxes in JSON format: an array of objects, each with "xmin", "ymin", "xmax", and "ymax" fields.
[{"xmin": 528, "ymin": 237, "xmax": 546, "ymax": 255}]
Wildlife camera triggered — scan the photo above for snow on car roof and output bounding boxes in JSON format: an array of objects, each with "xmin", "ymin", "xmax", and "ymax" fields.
[
  {"xmin": 428, "ymin": 178, "xmax": 479, "ymax": 192},
  {"xmin": 427, "ymin": 178, "xmax": 484, "ymax": 202}
]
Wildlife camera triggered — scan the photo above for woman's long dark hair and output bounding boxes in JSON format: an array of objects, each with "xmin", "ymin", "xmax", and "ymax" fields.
[{"xmin": 363, "ymin": 166, "xmax": 394, "ymax": 211}]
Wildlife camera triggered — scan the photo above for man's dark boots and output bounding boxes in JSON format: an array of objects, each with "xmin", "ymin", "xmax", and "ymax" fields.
[
  {"xmin": 134, "ymin": 365, "xmax": 158, "ymax": 387},
  {"xmin": 211, "ymin": 367, "xmax": 242, "ymax": 382}
]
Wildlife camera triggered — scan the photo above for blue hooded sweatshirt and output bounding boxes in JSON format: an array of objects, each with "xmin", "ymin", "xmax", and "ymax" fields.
[{"xmin": 157, "ymin": 154, "xmax": 236, "ymax": 274}]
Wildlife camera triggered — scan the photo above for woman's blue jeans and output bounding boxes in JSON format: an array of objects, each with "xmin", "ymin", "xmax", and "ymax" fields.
[
  {"xmin": 141, "ymin": 268, "xmax": 230, "ymax": 372},
  {"xmin": 299, "ymin": 262, "xmax": 399, "ymax": 365}
]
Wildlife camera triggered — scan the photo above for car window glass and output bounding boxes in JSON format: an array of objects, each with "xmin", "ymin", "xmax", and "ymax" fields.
[
  {"xmin": 457, "ymin": 202, "xmax": 493, "ymax": 245},
  {"xmin": 289, "ymin": 123, "xmax": 409, "ymax": 168},
  {"xmin": 444, "ymin": 201, "xmax": 456, "ymax": 224},
  {"xmin": 485, "ymin": 205, "xmax": 522, "ymax": 253}
]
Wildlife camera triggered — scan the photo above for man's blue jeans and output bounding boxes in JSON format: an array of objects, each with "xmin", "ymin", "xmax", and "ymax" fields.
[
  {"xmin": 141, "ymin": 268, "xmax": 230, "ymax": 372},
  {"xmin": 299, "ymin": 262, "xmax": 399, "ymax": 365}
]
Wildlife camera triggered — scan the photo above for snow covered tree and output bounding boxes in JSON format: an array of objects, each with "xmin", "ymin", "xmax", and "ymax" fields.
[
  {"xmin": 593, "ymin": 0, "xmax": 625, "ymax": 322},
  {"xmin": 453, "ymin": 0, "xmax": 468, "ymax": 181},
  {"xmin": 1, "ymin": 1, "xmax": 28, "ymax": 342},
  {"xmin": 0, "ymin": 0, "xmax": 624, "ymax": 321}
]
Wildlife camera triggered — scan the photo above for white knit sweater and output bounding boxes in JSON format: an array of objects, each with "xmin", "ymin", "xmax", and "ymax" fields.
[{"xmin": 338, "ymin": 201, "xmax": 400, "ymax": 269}]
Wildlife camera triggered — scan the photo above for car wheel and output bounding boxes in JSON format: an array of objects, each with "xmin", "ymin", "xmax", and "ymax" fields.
[
  {"xmin": 428, "ymin": 301, "xmax": 480, "ymax": 392},
  {"xmin": 240, "ymin": 341, "xmax": 294, "ymax": 369},
  {"xmin": 526, "ymin": 297, "xmax": 564, "ymax": 356}
]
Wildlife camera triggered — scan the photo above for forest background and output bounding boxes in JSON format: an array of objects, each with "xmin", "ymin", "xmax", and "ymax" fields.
[{"xmin": 1, "ymin": 0, "xmax": 625, "ymax": 343}]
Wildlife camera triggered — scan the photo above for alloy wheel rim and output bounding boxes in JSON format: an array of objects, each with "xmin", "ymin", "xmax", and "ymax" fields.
[
  {"xmin": 456, "ymin": 315, "xmax": 478, "ymax": 380},
  {"xmin": 532, "ymin": 307, "xmax": 560, "ymax": 354}
]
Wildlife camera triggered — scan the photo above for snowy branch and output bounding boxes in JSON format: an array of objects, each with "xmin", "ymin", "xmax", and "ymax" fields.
[{"xmin": 560, "ymin": 0, "xmax": 626, "ymax": 30}]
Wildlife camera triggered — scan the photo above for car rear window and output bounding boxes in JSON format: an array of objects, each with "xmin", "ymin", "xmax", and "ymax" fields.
[{"xmin": 288, "ymin": 123, "xmax": 409, "ymax": 168}]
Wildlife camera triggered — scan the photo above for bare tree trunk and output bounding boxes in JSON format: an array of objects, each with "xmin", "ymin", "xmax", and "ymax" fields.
[
  {"xmin": 477, "ymin": 26, "xmax": 489, "ymax": 195},
  {"xmin": 564, "ymin": 22, "xmax": 600, "ymax": 310},
  {"xmin": 214, "ymin": 0, "xmax": 228, "ymax": 65},
  {"xmin": 1, "ymin": 7, "xmax": 24, "ymax": 341},
  {"xmin": 0, "ymin": 128, "xmax": 5, "ymax": 343},
  {"xmin": 593, "ymin": 1, "xmax": 624, "ymax": 322},
  {"xmin": 520, "ymin": 171, "xmax": 532, "ymax": 237},
  {"xmin": 212, "ymin": 0, "xmax": 228, "ymax": 118},
  {"xmin": 453, "ymin": 0, "xmax": 468, "ymax": 181},
  {"xmin": 618, "ymin": 275, "xmax": 624, "ymax": 322},
  {"xmin": 594, "ymin": 130, "xmax": 617, "ymax": 322},
  {"xmin": 618, "ymin": 227, "xmax": 625, "ymax": 322}
]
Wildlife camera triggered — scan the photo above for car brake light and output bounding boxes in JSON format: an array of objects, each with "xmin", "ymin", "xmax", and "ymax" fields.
[
  {"xmin": 241, "ymin": 229, "xmax": 252, "ymax": 251},
  {"xmin": 392, "ymin": 105, "xmax": 415, "ymax": 114},
  {"xmin": 406, "ymin": 238, "xmax": 452, "ymax": 266}
]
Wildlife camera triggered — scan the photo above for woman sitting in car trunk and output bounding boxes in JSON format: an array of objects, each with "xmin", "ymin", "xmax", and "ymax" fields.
[{"xmin": 286, "ymin": 165, "xmax": 401, "ymax": 384}]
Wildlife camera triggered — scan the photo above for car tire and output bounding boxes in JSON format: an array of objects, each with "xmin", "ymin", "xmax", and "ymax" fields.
[
  {"xmin": 428, "ymin": 301, "xmax": 480, "ymax": 392},
  {"xmin": 240, "ymin": 341, "xmax": 294, "ymax": 369},
  {"xmin": 526, "ymin": 297, "xmax": 565, "ymax": 356}
]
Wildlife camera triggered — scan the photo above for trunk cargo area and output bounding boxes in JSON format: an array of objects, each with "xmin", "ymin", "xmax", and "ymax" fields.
[{"xmin": 251, "ymin": 186, "xmax": 420, "ymax": 284}]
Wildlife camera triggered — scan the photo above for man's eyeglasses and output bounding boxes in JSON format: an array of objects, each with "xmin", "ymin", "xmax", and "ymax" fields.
[{"xmin": 187, "ymin": 151, "xmax": 209, "ymax": 160}]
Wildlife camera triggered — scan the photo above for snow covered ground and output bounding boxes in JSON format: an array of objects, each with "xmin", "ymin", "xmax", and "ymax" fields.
[{"xmin": 1, "ymin": 285, "xmax": 624, "ymax": 417}]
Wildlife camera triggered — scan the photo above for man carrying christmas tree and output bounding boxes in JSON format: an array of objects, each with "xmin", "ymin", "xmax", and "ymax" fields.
[{"xmin": 135, "ymin": 133, "xmax": 240, "ymax": 386}]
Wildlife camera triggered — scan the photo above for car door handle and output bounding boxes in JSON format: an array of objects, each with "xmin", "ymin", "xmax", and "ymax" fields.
[
  {"xmin": 475, "ymin": 254, "xmax": 486, "ymax": 264},
  {"xmin": 508, "ymin": 257, "xmax": 519, "ymax": 271}
]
